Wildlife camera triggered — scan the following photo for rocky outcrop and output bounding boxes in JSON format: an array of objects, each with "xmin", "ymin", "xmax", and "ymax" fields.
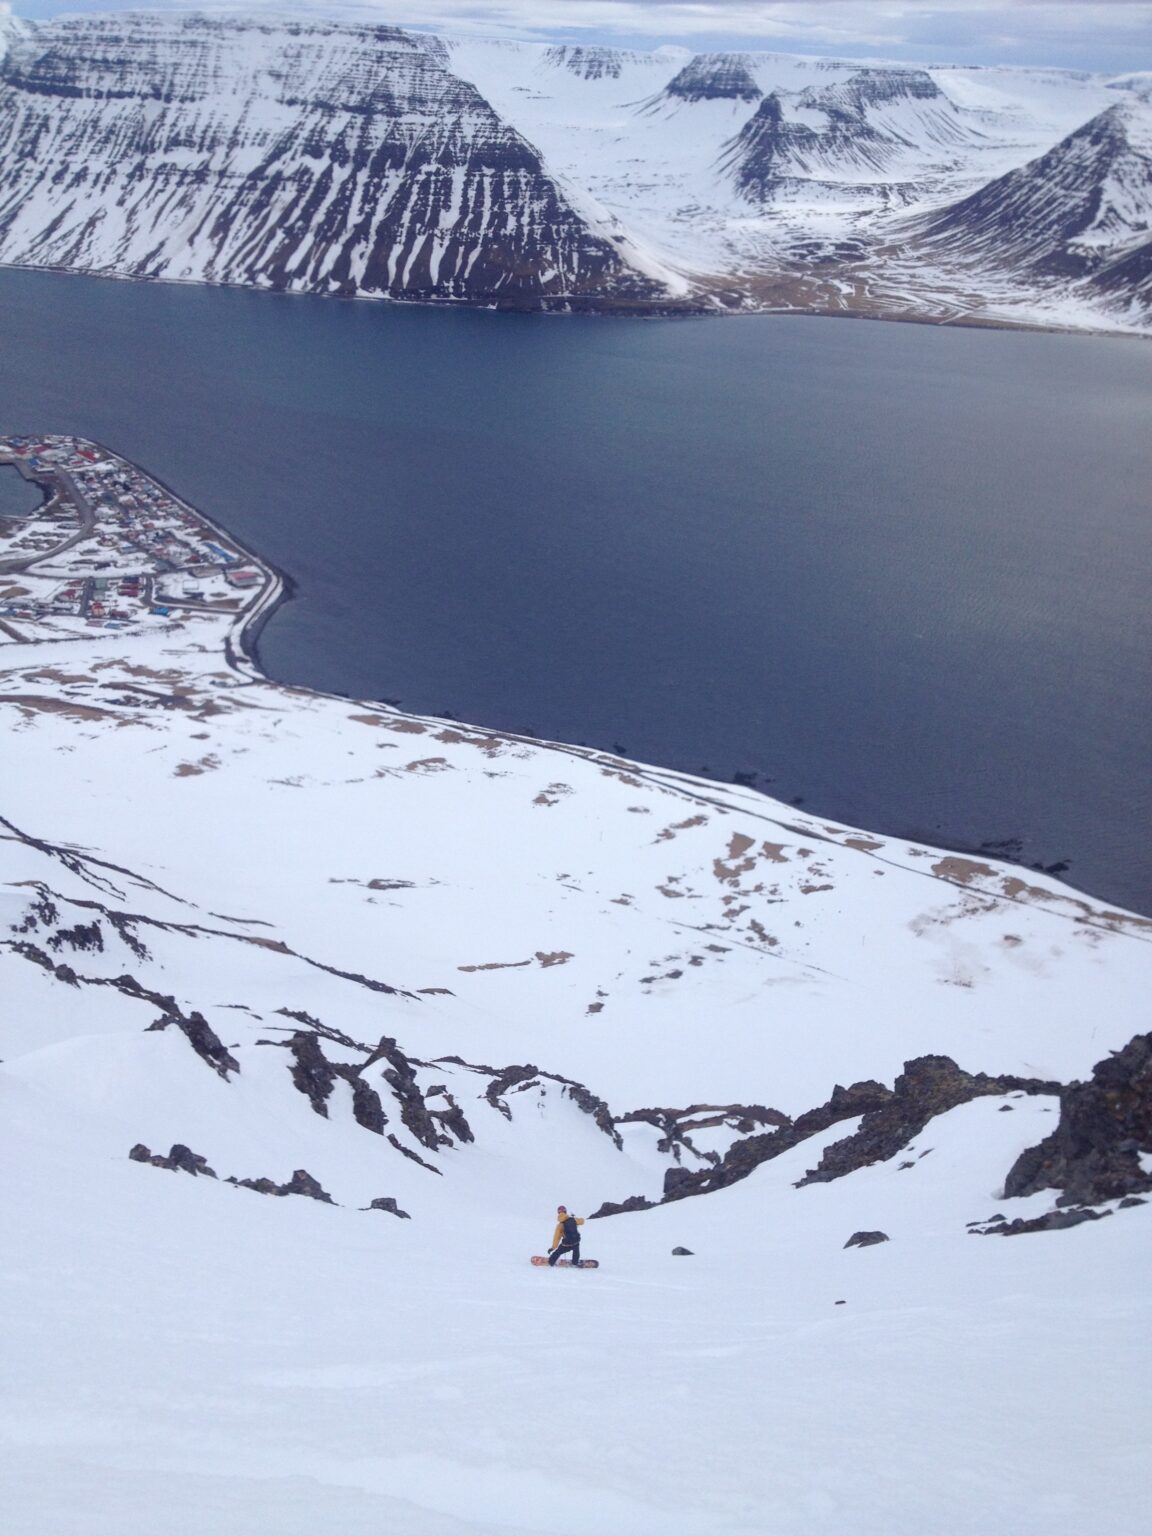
[
  {"xmin": 975, "ymin": 1207, "xmax": 1112, "ymax": 1236},
  {"xmin": 366, "ymin": 1036, "xmax": 445, "ymax": 1150},
  {"xmin": 844, "ymin": 1230, "xmax": 889, "ymax": 1248},
  {"xmin": 46, "ymin": 920, "xmax": 103, "ymax": 953},
  {"xmin": 589, "ymin": 1194, "xmax": 655, "ymax": 1219},
  {"xmin": 283, "ymin": 1029, "xmax": 339, "ymax": 1115},
  {"xmin": 0, "ymin": 14, "xmax": 665, "ymax": 308},
  {"xmin": 147, "ymin": 1008, "xmax": 240, "ymax": 1080},
  {"xmin": 657, "ymin": 1078, "xmax": 894, "ymax": 1204},
  {"xmin": 796, "ymin": 1057, "xmax": 1059, "ymax": 1186},
  {"xmin": 1003, "ymin": 1033, "xmax": 1152, "ymax": 1207},
  {"xmin": 364, "ymin": 1196, "xmax": 411, "ymax": 1218},
  {"xmin": 484, "ymin": 1064, "xmax": 541, "ymax": 1121},
  {"xmin": 268, "ymin": 1028, "xmax": 390, "ymax": 1133},
  {"xmin": 618, "ymin": 1101, "xmax": 788, "ymax": 1164},
  {"xmin": 664, "ymin": 54, "xmax": 762, "ymax": 104},
  {"xmin": 561, "ymin": 1080, "xmax": 623, "ymax": 1149},
  {"xmin": 129, "ymin": 1142, "xmax": 216, "ymax": 1177},
  {"xmin": 228, "ymin": 1168, "xmax": 334, "ymax": 1203},
  {"xmin": 130, "ymin": 1142, "xmax": 333, "ymax": 1201}
]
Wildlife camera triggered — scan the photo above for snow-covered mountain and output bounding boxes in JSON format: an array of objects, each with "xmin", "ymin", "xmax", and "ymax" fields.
[
  {"xmin": 3, "ymin": 436, "xmax": 1150, "ymax": 1532},
  {"xmin": 0, "ymin": 10, "xmax": 1150, "ymax": 328},
  {"xmin": 903, "ymin": 101, "xmax": 1152, "ymax": 322}
]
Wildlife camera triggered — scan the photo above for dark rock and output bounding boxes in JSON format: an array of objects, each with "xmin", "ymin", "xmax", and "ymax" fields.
[
  {"xmin": 47, "ymin": 920, "xmax": 103, "ymax": 953},
  {"xmin": 844, "ymin": 1230, "xmax": 890, "ymax": 1248},
  {"xmin": 228, "ymin": 1168, "xmax": 334, "ymax": 1202},
  {"xmin": 284, "ymin": 1030, "xmax": 337, "ymax": 1116},
  {"xmin": 150, "ymin": 1008, "xmax": 240, "ymax": 1079},
  {"xmin": 367, "ymin": 1037, "xmax": 445, "ymax": 1150},
  {"xmin": 1119, "ymin": 1196, "xmax": 1147, "ymax": 1209},
  {"xmin": 798, "ymin": 1058, "xmax": 1058, "ymax": 1186},
  {"xmin": 560, "ymin": 1079, "xmax": 623, "ymax": 1148},
  {"xmin": 167, "ymin": 1143, "xmax": 217, "ymax": 1177},
  {"xmin": 834, "ymin": 1299, "xmax": 846, "ymax": 1305},
  {"xmin": 1004, "ymin": 1033, "xmax": 1152, "ymax": 1207},
  {"xmin": 229, "ymin": 1176, "xmax": 281, "ymax": 1196},
  {"xmin": 484, "ymin": 1064, "xmax": 541, "ymax": 1122},
  {"xmin": 427, "ymin": 1088, "xmax": 474, "ymax": 1145},
  {"xmin": 347, "ymin": 1074, "xmax": 388, "ymax": 1136},
  {"xmin": 663, "ymin": 1167, "xmax": 695, "ymax": 1197},
  {"xmin": 671, "ymin": 1246, "xmax": 694, "ymax": 1256},
  {"xmin": 281, "ymin": 1168, "xmax": 334, "ymax": 1203},
  {"xmin": 386, "ymin": 1132, "xmax": 442, "ymax": 1174},
  {"xmin": 982, "ymin": 1206, "xmax": 1112, "ymax": 1236},
  {"xmin": 638, "ymin": 1079, "xmax": 893, "ymax": 1209},
  {"xmin": 588, "ymin": 1195, "xmax": 654, "ymax": 1219},
  {"xmin": 128, "ymin": 1141, "xmax": 216, "ymax": 1177},
  {"xmin": 365, "ymin": 1196, "xmax": 411, "ymax": 1218}
]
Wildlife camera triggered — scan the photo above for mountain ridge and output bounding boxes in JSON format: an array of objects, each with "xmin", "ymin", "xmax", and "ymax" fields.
[{"xmin": 0, "ymin": 11, "xmax": 1148, "ymax": 328}]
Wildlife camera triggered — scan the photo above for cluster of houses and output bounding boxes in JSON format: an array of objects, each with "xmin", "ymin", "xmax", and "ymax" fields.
[{"xmin": 0, "ymin": 434, "xmax": 266, "ymax": 637}]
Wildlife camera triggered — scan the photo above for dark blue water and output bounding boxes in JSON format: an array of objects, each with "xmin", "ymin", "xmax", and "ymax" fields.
[
  {"xmin": 1, "ymin": 267, "xmax": 1149, "ymax": 913},
  {"xmin": 0, "ymin": 463, "xmax": 42, "ymax": 518}
]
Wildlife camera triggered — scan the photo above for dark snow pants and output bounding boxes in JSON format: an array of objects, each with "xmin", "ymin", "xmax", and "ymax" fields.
[{"xmin": 548, "ymin": 1240, "xmax": 580, "ymax": 1267}]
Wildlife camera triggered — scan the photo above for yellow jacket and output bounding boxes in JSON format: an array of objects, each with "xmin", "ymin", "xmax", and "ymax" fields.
[{"xmin": 551, "ymin": 1213, "xmax": 584, "ymax": 1249}]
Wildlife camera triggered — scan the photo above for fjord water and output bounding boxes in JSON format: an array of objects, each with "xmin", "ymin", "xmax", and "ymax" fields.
[
  {"xmin": 0, "ymin": 463, "xmax": 40, "ymax": 517},
  {"xmin": 1, "ymin": 269, "xmax": 1149, "ymax": 913}
]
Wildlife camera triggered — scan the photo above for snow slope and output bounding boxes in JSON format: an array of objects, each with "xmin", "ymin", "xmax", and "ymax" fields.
[{"xmin": 2, "ymin": 436, "xmax": 1151, "ymax": 1532}]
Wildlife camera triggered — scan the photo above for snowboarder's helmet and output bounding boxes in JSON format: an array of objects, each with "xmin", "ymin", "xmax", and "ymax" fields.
[{"xmin": 557, "ymin": 1205, "xmax": 567, "ymax": 1213}]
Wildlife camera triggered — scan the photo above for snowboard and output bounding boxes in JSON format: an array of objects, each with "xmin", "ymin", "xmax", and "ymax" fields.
[{"xmin": 531, "ymin": 1255, "xmax": 599, "ymax": 1269}]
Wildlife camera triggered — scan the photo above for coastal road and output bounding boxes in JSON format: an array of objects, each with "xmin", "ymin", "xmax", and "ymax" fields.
[{"xmin": 0, "ymin": 467, "xmax": 96, "ymax": 575}]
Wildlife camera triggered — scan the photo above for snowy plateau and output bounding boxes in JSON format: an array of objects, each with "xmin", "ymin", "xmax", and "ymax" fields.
[
  {"xmin": 2, "ymin": 436, "xmax": 1151, "ymax": 1535},
  {"xmin": 0, "ymin": 10, "xmax": 1151, "ymax": 330}
]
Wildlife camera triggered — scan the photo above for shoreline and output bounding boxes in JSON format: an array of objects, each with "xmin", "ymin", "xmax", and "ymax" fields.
[
  {"xmin": 0, "ymin": 259, "xmax": 1148, "ymax": 345},
  {"xmin": 2, "ymin": 434, "xmax": 1149, "ymax": 924}
]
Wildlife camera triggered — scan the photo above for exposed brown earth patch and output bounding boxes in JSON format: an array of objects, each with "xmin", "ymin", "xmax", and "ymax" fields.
[
  {"xmin": 173, "ymin": 755, "xmax": 220, "ymax": 777},
  {"xmin": 458, "ymin": 958, "xmax": 535, "ymax": 973},
  {"xmin": 0, "ymin": 694, "xmax": 117, "ymax": 721},
  {"xmin": 932, "ymin": 856, "xmax": 998, "ymax": 884},
  {"xmin": 654, "ymin": 814, "xmax": 709, "ymax": 843},
  {"xmin": 533, "ymin": 783, "xmax": 573, "ymax": 807}
]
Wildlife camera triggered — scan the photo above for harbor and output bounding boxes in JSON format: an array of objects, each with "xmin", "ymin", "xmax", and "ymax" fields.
[{"xmin": 0, "ymin": 435, "xmax": 272, "ymax": 647}]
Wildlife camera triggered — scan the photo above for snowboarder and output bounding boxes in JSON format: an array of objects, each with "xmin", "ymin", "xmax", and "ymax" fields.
[{"xmin": 548, "ymin": 1205, "xmax": 585, "ymax": 1266}]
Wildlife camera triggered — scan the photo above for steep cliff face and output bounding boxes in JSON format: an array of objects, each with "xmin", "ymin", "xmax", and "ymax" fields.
[
  {"xmin": 728, "ymin": 68, "xmax": 984, "ymax": 199},
  {"xmin": 909, "ymin": 102, "xmax": 1152, "ymax": 279},
  {"xmin": 0, "ymin": 13, "xmax": 665, "ymax": 306},
  {"xmin": 663, "ymin": 53, "xmax": 763, "ymax": 104}
]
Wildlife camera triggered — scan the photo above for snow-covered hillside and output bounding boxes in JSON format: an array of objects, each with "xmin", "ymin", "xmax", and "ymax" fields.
[
  {"xmin": 3, "ymin": 438, "xmax": 1150, "ymax": 1532},
  {"xmin": 0, "ymin": 10, "xmax": 1149, "ymax": 328}
]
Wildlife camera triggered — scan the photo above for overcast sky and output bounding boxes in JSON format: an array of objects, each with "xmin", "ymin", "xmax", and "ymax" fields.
[{"xmin": 8, "ymin": 1, "xmax": 1151, "ymax": 73}]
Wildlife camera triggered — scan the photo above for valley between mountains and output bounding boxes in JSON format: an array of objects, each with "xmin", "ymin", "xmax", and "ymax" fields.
[
  {"xmin": 2, "ymin": 437, "xmax": 1150, "ymax": 1533},
  {"xmin": 0, "ymin": 11, "xmax": 1150, "ymax": 331}
]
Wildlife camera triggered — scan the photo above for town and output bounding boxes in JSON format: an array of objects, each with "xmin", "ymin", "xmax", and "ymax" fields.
[{"xmin": 0, "ymin": 434, "xmax": 267, "ymax": 642}]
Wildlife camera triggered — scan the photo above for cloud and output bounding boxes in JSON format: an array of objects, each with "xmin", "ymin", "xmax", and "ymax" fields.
[{"xmin": 11, "ymin": 0, "xmax": 1152, "ymax": 71}]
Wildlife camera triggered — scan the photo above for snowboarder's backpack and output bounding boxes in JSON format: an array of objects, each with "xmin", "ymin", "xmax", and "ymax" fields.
[{"xmin": 562, "ymin": 1214, "xmax": 579, "ymax": 1242}]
